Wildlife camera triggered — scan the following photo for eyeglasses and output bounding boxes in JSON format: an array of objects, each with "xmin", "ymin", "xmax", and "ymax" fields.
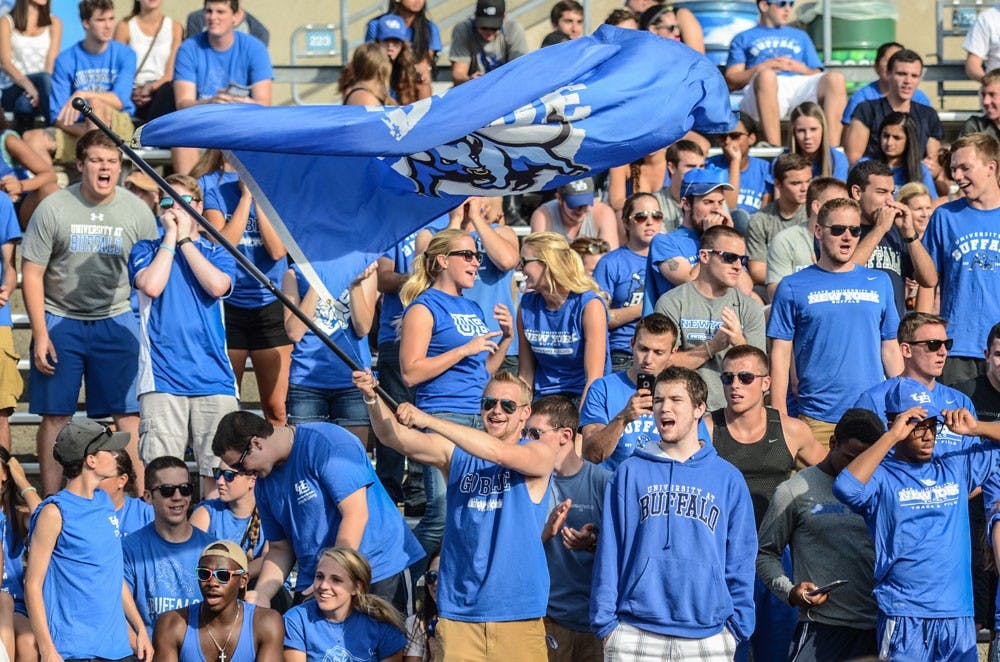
[
  {"xmin": 904, "ymin": 338, "xmax": 954, "ymax": 352},
  {"xmin": 517, "ymin": 257, "xmax": 543, "ymax": 270},
  {"xmin": 212, "ymin": 467, "xmax": 243, "ymax": 482},
  {"xmin": 424, "ymin": 570, "xmax": 439, "ymax": 585},
  {"xmin": 522, "ymin": 427, "xmax": 558, "ymax": 440},
  {"xmin": 822, "ymin": 224, "xmax": 862, "ymax": 237},
  {"xmin": 909, "ymin": 419, "xmax": 943, "ymax": 437},
  {"xmin": 196, "ymin": 567, "xmax": 247, "ymax": 584},
  {"xmin": 480, "ymin": 397, "xmax": 526, "ymax": 414},
  {"xmin": 151, "ymin": 482, "xmax": 194, "ymax": 498},
  {"xmin": 722, "ymin": 131, "xmax": 749, "ymax": 141},
  {"xmin": 446, "ymin": 249, "xmax": 484, "ymax": 264},
  {"xmin": 721, "ymin": 371, "xmax": 768, "ymax": 386},
  {"xmin": 83, "ymin": 424, "xmax": 113, "ymax": 457},
  {"xmin": 656, "ymin": 22, "xmax": 680, "ymax": 33},
  {"xmin": 704, "ymin": 249, "xmax": 749, "ymax": 267},
  {"xmin": 158, "ymin": 194, "xmax": 195, "ymax": 209},
  {"xmin": 630, "ymin": 210, "xmax": 664, "ymax": 222}
]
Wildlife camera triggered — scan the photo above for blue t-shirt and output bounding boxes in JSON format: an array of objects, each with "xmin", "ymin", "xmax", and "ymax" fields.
[
  {"xmin": 256, "ymin": 423, "xmax": 424, "ymax": 590},
  {"xmin": 129, "ymin": 234, "xmax": 239, "ymax": 397},
  {"xmin": 193, "ymin": 498, "xmax": 267, "ymax": 560},
  {"xmin": 466, "ymin": 227, "xmax": 518, "ymax": 356},
  {"xmin": 28, "ymin": 489, "xmax": 131, "ymax": 659},
  {"xmin": 0, "ymin": 196, "xmax": 20, "ymax": 328},
  {"xmin": 204, "ymin": 178, "xmax": 287, "ymax": 309},
  {"xmin": 283, "ymin": 602, "xmax": 406, "ymax": 660},
  {"xmin": 767, "ymin": 264, "xmax": 899, "ymax": 422},
  {"xmin": 834, "ymin": 445, "xmax": 998, "ymax": 617},
  {"xmin": 439, "ymin": 443, "xmax": 549, "ymax": 621},
  {"xmin": 888, "ymin": 163, "xmax": 938, "ymax": 200},
  {"xmin": 842, "ymin": 80, "xmax": 933, "ymax": 125},
  {"xmin": 0, "ymin": 510, "xmax": 24, "ymax": 614},
  {"xmin": 406, "ymin": 287, "xmax": 491, "ymax": 414},
  {"xmin": 593, "ymin": 247, "xmax": 646, "ymax": 353},
  {"xmin": 197, "ymin": 170, "xmax": 238, "ymax": 209},
  {"xmin": 123, "ymin": 523, "xmax": 215, "ymax": 637},
  {"xmin": 364, "ymin": 14, "xmax": 443, "ymax": 53},
  {"xmin": 173, "ymin": 31, "xmax": 273, "ymax": 100},
  {"xmin": 922, "ymin": 198, "xmax": 1000, "ymax": 358},
  {"xmin": 519, "ymin": 289, "xmax": 609, "ymax": 397},
  {"xmin": 289, "ymin": 266, "xmax": 372, "ymax": 390},
  {"xmin": 643, "ymin": 227, "xmax": 699, "ymax": 315},
  {"xmin": 114, "ymin": 496, "xmax": 154, "ymax": 538},
  {"xmin": 50, "ymin": 40, "xmax": 136, "ymax": 122},
  {"xmin": 706, "ymin": 154, "xmax": 774, "ymax": 213},
  {"xmin": 726, "ymin": 24, "xmax": 823, "ymax": 77}
]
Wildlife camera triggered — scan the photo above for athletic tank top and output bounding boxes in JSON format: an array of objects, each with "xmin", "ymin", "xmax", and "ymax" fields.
[
  {"xmin": 540, "ymin": 199, "xmax": 597, "ymax": 239},
  {"xmin": 180, "ymin": 601, "xmax": 257, "ymax": 662},
  {"xmin": 344, "ymin": 85, "xmax": 386, "ymax": 105},
  {"xmin": 711, "ymin": 407, "xmax": 794, "ymax": 529},
  {"xmin": 0, "ymin": 16, "xmax": 49, "ymax": 88},
  {"xmin": 128, "ymin": 16, "xmax": 175, "ymax": 84}
]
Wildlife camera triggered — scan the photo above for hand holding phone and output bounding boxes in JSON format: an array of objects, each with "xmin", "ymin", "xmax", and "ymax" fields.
[
  {"xmin": 806, "ymin": 580, "xmax": 848, "ymax": 597},
  {"xmin": 636, "ymin": 372, "xmax": 655, "ymax": 393}
]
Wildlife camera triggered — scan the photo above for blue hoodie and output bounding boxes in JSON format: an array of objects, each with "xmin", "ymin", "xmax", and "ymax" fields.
[{"xmin": 590, "ymin": 441, "xmax": 756, "ymax": 641}]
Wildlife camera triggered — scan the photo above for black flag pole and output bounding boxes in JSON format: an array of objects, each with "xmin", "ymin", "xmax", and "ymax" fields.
[{"xmin": 70, "ymin": 97, "xmax": 400, "ymax": 410}]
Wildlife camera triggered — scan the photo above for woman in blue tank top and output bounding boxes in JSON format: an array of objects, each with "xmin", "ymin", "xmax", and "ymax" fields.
[
  {"xmin": 282, "ymin": 262, "xmax": 378, "ymax": 445},
  {"xmin": 517, "ymin": 231, "xmax": 610, "ymax": 404},
  {"xmin": 0, "ymin": 451, "xmax": 40, "ymax": 657},
  {"xmin": 98, "ymin": 450, "xmax": 153, "ymax": 538}
]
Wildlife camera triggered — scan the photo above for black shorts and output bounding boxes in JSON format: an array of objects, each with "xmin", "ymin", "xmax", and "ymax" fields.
[{"xmin": 224, "ymin": 299, "xmax": 291, "ymax": 350}]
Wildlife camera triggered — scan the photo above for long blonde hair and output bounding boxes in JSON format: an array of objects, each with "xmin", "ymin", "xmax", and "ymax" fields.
[
  {"xmin": 316, "ymin": 547, "xmax": 405, "ymax": 632},
  {"xmin": 522, "ymin": 231, "xmax": 602, "ymax": 297},
  {"xmin": 400, "ymin": 228, "xmax": 470, "ymax": 307},
  {"xmin": 788, "ymin": 101, "xmax": 831, "ymax": 178},
  {"xmin": 338, "ymin": 43, "xmax": 393, "ymax": 103}
]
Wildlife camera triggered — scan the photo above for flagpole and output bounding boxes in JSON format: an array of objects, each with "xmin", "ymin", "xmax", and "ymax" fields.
[{"xmin": 70, "ymin": 98, "xmax": 400, "ymax": 410}]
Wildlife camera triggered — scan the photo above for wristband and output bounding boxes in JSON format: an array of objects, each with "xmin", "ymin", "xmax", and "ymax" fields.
[
  {"xmin": 177, "ymin": 237, "xmax": 193, "ymax": 248},
  {"xmin": 363, "ymin": 395, "xmax": 378, "ymax": 406},
  {"xmin": 19, "ymin": 486, "xmax": 36, "ymax": 497},
  {"xmin": 158, "ymin": 243, "xmax": 175, "ymax": 256},
  {"xmin": 903, "ymin": 233, "xmax": 919, "ymax": 243}
]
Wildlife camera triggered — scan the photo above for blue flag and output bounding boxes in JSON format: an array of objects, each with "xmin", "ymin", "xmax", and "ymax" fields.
[{"xmin": 137, "ymin": 26, "xmax": 734, "ymax": 314}]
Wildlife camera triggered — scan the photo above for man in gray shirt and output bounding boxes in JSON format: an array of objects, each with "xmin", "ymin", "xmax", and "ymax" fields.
[
  {"xmin": 21, "ymin": 130, "xmax": 158, "ymax": 494},
  {"xmin": 655, "ymin": 224, "xmax": 765, "ymax": 410},
  {"xmin": 450, "ymin": 0, "xmax": 528, "ymax": 85},
  {"xmin": 757, "ymin": 407, "xmax": 882, "ymax": 662},
  {"xmin": 746, "ymin": 152, "xmax": 811, "ymax": 286}
]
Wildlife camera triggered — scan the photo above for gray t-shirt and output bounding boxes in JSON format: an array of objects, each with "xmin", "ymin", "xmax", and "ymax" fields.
[
  {"xmin": 545, "ymin": 461, "xmax": 610, "ymax": 632},
  {"xmin": 766, "ymin": 221, "xmax": 813, "ymax": 286},
  {"xmin": 654, "ymin": 281, "xmax": 766, "ymax": 410},
  {"xmin": 22, "ymin": 185, "xmax": 158, "ymax": 319},
  {"xmin": 756, "ymin": 466, "xmax": 877, "ymax": 629},
  {"xmin": 449, "ymin": 18, "xmax": 528, "ymax": 77},
  {"xmin": 746, "ymin": 200, "xmax": 807, "ymax": 264}
]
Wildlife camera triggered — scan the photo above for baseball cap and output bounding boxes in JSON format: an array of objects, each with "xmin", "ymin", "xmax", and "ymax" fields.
[
  {"xmin": 884, "ymin": 378, "xmax": 942, "ymax": 422},
  {"xmin": 558, "ymin": 178, "xmax": 595, "ymax": 208},
  {"xmin": 200, "ymin": 540, "xmax": 249, "ymax": 573},
  {"xmin": 53, "ymin": 419, "xmax": 130, "ymax": 465},
  {"xmin": 475, "ymin": 0, "xmax": 505, "ymax": 29},
  {"xmin": 124, "ymin": 171, "xmax": 157, "ymax": 193},
  {"xmin": 680, "ymin": 167, "xmax": 733, "ymax": 198},
  {"xmin": 374, "ymin": 14, "xmax": 408, "ymax": 42}
]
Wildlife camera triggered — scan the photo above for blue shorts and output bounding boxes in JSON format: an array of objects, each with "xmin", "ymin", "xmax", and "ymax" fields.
[
  {"xmin": 29, "ymin": 312, "xmax": 141, "ymax": 417},
  {"xmin": 286, "ymin": 382, "xmax": 369, "ymax": 427},
  {"xmin": 877, "ymin": 613, "xmax": 976, "ymax": 662}
]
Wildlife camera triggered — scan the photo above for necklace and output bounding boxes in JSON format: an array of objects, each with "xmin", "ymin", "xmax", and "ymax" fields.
[{"xmin": 204, "ymin": 601, "xmax": 241, "ymax": 662}]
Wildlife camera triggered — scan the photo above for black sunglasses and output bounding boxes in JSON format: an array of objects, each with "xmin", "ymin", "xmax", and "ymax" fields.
[
  {"xmin": 722, "ymin": 131, "xmax": 749, "ymax": 141},
  {"xmin": 151, "ymin": 482, "xmax": 194, "ymax": 498},
  {"xmin": 234, "ymin": 439, "xmax": 253, "ymax": 472},
  {"xmin": 480, "ymin": 397, "xmax": 524, "ymax": 414},
  {"xmin": 446, "ymin": 249, "xmax": 484, "ymax": 263},
  {"xmin": 158, "ymin": 194, "xmax": 196, "ymax": 209},
  {"xmin": 522, "ymin": 426, "xmax": 558, "ymax": 440},
  {"xmin": 424, "ymin": 570, "xmax": 439, "ymax": 584},
  {"xmin": 908, "ymin": 418, "xmax": 944, "ymax": 436},
  {"xmin": 630, "ymin": 210, "xmax": 664, "ymax": 222},
  {"xmin": 212, "ymin": 467, "xmax": 243, "ymax": 482},
  {"xmin": 721, "ymin": 371, "xmax": 767, "ymax": 386},
  {"xmin": 704, "ymin": 249, "xmax": 749, "ymax": 267},
  {"xmin": 517, "ymin": 256, "xmax": 543, "ymax": 270},
  {"xmin": 905, "ymin": 338, "xmax": 954, "ymax": 352},
  {"xmin": 196, "ymin": 567, "xmax": 247, "ymax": 584},
  {"xmin": 823, "ymin": 224, "xmax": 862, "ymax": 237}
]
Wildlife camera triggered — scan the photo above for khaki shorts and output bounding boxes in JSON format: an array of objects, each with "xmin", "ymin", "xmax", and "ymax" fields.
[
  {"xmin": 138, "ymin": 392, "xmax": 238, "ymax": 475},
  {"xmin": 544, "ymin": 616, "xmax": 602, "ymax": 662},
  {"xmin": 53, "ymin": 109, "xmax": 135, "ymax": 163},
  {"xmin": 437, "ymin": 617, "xmax": 548, "ymax": 662},
  {"xmin": 0, "ymin": 326, "xmax": 22, "ymax": 410},
  {"xmin": 800, "ymin": 414, "xmax": 837, "ymax": 450}
]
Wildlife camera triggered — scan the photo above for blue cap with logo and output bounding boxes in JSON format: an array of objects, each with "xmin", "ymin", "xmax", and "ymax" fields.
[
  {"xmin": 375, "ymin": 14, "xmax": 409, "ymax": 42},
  {"xmin": 884, "ymin": 378, "xmax": 943, "ymax": 422},
  {"xmin": 680, "ymin": 166, "xmax": 733, "ymax": 198},
  {"xmin": 558, "ymin": 177, "xmax": 595, "ymax": 208}
]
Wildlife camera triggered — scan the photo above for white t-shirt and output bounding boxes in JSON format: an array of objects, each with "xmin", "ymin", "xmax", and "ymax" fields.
[{"xmin": 963, "ymin": 5, "xmax": 1000, "ymax": 73}]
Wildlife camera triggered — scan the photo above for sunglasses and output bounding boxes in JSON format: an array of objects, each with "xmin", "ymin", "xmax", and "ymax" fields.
[
  {"xmin": 657, "ymin": 23, "xmax": 680, "ymax": 33},
  {"xmin": 704, "ymin": 249, "xmax": 749, "ymax": 267},
  {"xmin": 630, "ymin": 210, "xmax": 664, "ymax": 222},
  {"xmin": 480, "ymin": 397, "xmax": 525, "ymax": 414},
  {"xmin": 905, "ymin": 338, "xmax": 954, "ymax": 352},
  {"xmin": 151, "ymin": 482, "xmax": 194, "ymax": 498},
  {"xmin": 83, "ymin": 424, "xmax": 114, "ymax": 457},
  {"xmin": 517, "ymin": 256, "xmax": 543, "ymax": 270},
  {"xmin": 424, "ymin": 570, "xmax": 439, "ymax": 584},
  {"xmin": 823, "ymin": 224, "xmax": 862, "ymax": 237},
  {"xmin": 722, "ymin": 131, "xmax": 749, "ymax": 141},
  {"xmin": 212, "ymin": 467, "xmax": 243, "ymax": 482},
  {"xmin": 909, "ymin": 418, "xmax": 943, "ymax": 436},
  {"xmin": 446, "ymin": 250, "xmax": 484, "ymax": 264},
  {"xmin": 196, "ymin": 567, "xmax": 247, "ymax": 584},
  {"xmin": 158, "ymin": 194, "xmax": 195, "ymax": 209},
  {"xmin": 721, "ymin": 371, "xmax": 767, "ymax": 386},
  {"xmin": 768, "ymin": 0, "xmax": 794, "ymax": 6},
  {"xmin": 234, "ymin": 440, "xmax": 253, "ymax": 472},
  {"xmin": 522, "ymin": 427, "xmax": 558, "ymax": 440}
]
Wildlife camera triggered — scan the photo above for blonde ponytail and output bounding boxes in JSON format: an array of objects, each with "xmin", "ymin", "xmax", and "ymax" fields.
[
  {"xmin": 315, "ymin": 546, "xmax": 406, "ymax": 633},
  {"xmin": 355, "ymin": 591, "xmax": 406, "ymax": 632},
  {"xmin": 399, "ymin": 228, "xmax": 472, "ymax": 307}
]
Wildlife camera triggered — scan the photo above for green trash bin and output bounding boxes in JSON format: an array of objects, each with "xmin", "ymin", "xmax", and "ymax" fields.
[{"xmin": 799, "ymin": 0, "xmax": 897, "ymax": 65}]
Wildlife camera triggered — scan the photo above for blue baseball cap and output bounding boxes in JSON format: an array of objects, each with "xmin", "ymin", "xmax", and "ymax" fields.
[
  {"xmin": 558, "ymin": 178, "xmax": 595, "ymax": 208},
  {"xmin": 374, "ymin": 14, "xmax": 408, "ymax": 42},
  {"xmin": 680, "ymin": 167, "xmax": 733, "ymax": 198},
  {"xmin": 884, "ymin": 378, "xmax": 943, "ymax": 421}
]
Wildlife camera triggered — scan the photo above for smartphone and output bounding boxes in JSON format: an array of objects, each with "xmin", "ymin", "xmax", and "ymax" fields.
[
  {"xmin": 807, "ymin": 580, "xmax": 848, "ymax": 596},
  {"xmin": 636, "ymin": 372, "xmax": 655, "ymax": 393},
  {"xmin": 225, "ymin": 82, "xmax": 251, "ymax": 98}
]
